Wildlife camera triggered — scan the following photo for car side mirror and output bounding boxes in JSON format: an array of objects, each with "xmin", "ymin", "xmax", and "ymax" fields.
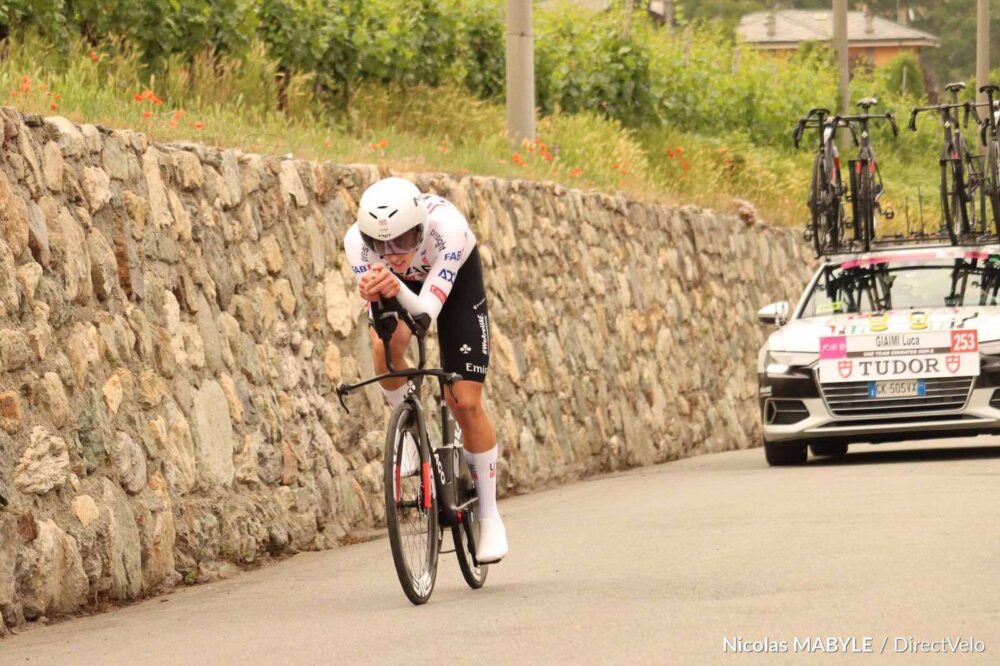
[{"xmin": 757, "ymin": 301, "xmax": 790, "ymax": 326}]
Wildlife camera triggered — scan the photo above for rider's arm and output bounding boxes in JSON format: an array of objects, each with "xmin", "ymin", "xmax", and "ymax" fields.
[
  {"xmin": 344, "ymin": 225, "xmax": 374, "ymax": 288},
  {"xmin": 394, "ymin": 225, "xmax": 475, "ymax": 324}
]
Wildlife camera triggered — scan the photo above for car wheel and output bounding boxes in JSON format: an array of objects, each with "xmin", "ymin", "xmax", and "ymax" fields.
[
  {"xmin": 810, "ymin": 442, "xmax": 848, "ymax": 457},
  {"xmin": 764, "ymin": 440, "xmax": 808, "ymax": 466}
]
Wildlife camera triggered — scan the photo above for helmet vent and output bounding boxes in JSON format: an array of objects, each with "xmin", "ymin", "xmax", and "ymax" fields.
[
  {"xmin": 388, "ymin": 209, "xmax": 398, "ymax": 218},
  {"xmin": 368, "ymin": 212, "xmax": 378, "ymax": 219}
]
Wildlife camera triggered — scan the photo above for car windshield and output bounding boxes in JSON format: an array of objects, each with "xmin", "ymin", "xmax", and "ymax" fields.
[{"xmin": 801, "ymin": 256, "xmax": 1000, "ymax": 317}]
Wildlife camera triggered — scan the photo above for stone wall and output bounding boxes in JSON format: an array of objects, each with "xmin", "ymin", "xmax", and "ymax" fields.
[{"xmin": 0, "ymin": 108, "xmax": 814, "ymax": 630}]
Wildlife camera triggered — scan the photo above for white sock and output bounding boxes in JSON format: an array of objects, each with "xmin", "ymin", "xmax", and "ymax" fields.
[
  {"xmin": 380, "ymin": 382, "xmax": 411, "ymax": 409},
  {"xmin": 464, "ymin": 447, "xmax": 500, "ymax": 519}
]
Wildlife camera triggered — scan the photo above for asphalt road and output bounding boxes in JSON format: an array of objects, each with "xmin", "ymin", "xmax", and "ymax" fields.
[{"xmin": 2, "ymin": 438, "xmax": 999, "ymax": 665}]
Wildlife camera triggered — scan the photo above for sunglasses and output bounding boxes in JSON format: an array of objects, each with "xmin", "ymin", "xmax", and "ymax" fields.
[{"xmin": 361, "ymin": 227, "xmax": 423, "ymax": 255}]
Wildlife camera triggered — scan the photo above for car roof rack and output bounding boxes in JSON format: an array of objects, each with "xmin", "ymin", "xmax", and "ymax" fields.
[{"xmin": 818, "ymin": 231, "xmax": 1000, "ymax": 257}]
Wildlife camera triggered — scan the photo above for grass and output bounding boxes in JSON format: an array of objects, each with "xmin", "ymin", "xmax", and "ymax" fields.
[{"xmin": 0, "ymin": 33, "xmax": 960, "ymax": 234}]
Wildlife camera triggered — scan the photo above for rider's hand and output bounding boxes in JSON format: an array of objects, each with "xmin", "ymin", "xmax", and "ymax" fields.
[
  {"xmin": 361, "ymin": 265, "xmax": 400, "ymax": 300},
  {"xmin": 359, "ymin": 267, "xmax": 380, "ymax": 302}
]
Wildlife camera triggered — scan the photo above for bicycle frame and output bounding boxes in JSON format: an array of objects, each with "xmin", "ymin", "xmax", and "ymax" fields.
[
  {"xmin": 979, "ymin": 85, "xmax": 1000, "ymax": 239},
  {"xmin": 910, "ymin": 84, "xmax": 984, "ymax": 240},
  {"xmin": 795, "ymin": 108, "xmax": 854, "ymax": 255},
  {"xmin": 335, "ymin": 299, "xmax": 473, "ymax": 529},
  {"xmin": 836, "ymin": 101, "xmax": 899, "ymax": 250}
]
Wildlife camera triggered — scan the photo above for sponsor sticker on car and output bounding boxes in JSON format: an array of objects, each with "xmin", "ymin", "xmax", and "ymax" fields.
[{"xmin": 818, "ymin": 329, "xmax": 979, "ymax": 383}]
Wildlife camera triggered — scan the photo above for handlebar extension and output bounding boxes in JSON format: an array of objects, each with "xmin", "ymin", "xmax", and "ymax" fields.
[{"xmin": 886, "ymin": 112, "xmax": 899, "ymax": 137}]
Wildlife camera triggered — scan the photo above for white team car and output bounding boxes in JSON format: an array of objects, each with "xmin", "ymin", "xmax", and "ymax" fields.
[{"xmin": 757, "ymin": 243, "xmax": 1000, "ymax": 466}]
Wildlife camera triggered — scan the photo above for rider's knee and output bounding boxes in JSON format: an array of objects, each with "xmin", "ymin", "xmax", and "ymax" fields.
[
  {"xmin": 450, "ymin": 397, "xmax": 484, "ymax": 423},
  {"xmin": 387, "ymin": 325, "xmax": 411, "ymax": 356},
  {"xmin": 370, "ymin": 325, "xmax": 411, "ymax": 362}
]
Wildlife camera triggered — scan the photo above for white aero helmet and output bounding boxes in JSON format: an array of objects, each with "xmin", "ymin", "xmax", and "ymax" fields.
[{"xmin": 356, "ymin": 177, "xmax": 427, "ymax": 255}]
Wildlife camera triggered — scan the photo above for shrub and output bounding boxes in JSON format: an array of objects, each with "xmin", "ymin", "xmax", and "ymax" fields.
[
  {"xmin": 882, "ymin": 52, "xmax": 926, "ymax": 101},
  {"xmin": 535, "ymin": 4, "xmax": 659, "ymax": 127},
  {"xmin": 453, "ymin": 0, "xmax": 505, "ymax": 100}
]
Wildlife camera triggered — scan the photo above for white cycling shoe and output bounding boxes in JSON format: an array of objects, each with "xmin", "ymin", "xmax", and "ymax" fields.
[
  {"xmin": 398, "ymin": 432, "xmax": 420, "ymax": 477},
  {"xmin": 475, "ymin": 516, "xmax": 508, "ymax": 564}
]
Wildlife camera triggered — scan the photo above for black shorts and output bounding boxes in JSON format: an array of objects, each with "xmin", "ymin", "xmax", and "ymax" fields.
[{"xmin": 374, "ymin": 245, "xmax": 490, "ymax": 383}]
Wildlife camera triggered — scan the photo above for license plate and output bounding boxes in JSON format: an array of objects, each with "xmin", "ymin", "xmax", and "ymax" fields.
[{"xmin": 868, "ymin": 379, "xmax": 926, "ymax": 398}]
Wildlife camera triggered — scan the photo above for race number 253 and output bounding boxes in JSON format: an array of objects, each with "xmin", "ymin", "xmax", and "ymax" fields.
[{"xmin": 951, "ymin": 330, "xmax": 979, "ymax": 353}]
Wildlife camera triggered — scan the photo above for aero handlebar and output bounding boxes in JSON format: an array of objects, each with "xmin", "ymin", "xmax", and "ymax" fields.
[
  {"xmin": 335, "ymin": 296, "xmax": 460, "ymax": 413},
  {"xmin": 793, "ymin": 108, "xmax": 831, "ymax": 148}
]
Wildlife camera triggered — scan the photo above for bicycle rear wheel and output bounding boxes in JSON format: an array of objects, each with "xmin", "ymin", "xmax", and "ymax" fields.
[
  {"xmin": 453, "ymin": 458, "xmax": 488, "ymax": 589},
  {"xmin": 384, "ymin": 402, "xmax": 440, "ymax": 605}
]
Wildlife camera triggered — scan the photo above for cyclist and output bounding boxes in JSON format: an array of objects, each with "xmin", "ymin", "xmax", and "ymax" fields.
[{"xmin": 343, "ymin": 176, "xmax": 508, "ymax": 564}]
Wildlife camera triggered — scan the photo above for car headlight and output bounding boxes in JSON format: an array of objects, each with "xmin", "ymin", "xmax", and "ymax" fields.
[
  {"xmin": 765, "ymin": 350, "xmax": 817, "ymax": 377},
  {"xmin": 979, "ymin": 340, "xmax": 1000, "ymax": 355}
]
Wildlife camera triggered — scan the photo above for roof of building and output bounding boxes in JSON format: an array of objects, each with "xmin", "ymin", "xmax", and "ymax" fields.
[{"xmin": 738, "ymin": 10, "xmax": 939, "ymax": 49}]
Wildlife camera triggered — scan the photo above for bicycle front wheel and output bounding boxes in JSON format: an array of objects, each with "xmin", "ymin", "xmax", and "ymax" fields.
[{"xmin": 384, "ymin": 402, "xmax": 440, "ymax": 605}]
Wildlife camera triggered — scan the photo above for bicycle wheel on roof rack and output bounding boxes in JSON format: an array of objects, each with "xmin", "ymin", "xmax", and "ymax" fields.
[
  {"xmin": 960, "ymin": 134, "xmax": 984, "ymax": 236},
  {"xmin": 856, "ymin": 164, "xmax": 875, "ymax": 252},
  {"xmin": 941, "ymin": 156, "xmax": 966, "ymax": 245},
  {"xmin": 809, "ymin": 154, "xmax": 839, "ymax": 256},
  {"xmin": 988, "ymin": 140, "xmax": 1000, "ymax": 237}
]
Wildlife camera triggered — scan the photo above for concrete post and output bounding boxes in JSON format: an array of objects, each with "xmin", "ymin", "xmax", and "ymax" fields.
[
  {"xmin": 977, "ymin": 0, "xmax": 990, "ymax": 105},
  {"xmin": 506, "ymin": 0, "xmax": 536, "ymax": 145},
  {"xmin": 833, "ymin": 0, "xmax": 850, "ymax": 116},
  {"xmin": 833, "ymin": 0, "xmax": 850, "ymax": 151}
]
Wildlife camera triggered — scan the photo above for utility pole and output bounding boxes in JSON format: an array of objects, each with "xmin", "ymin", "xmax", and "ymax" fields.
[
  {"xmin": 506, "ymin": 0, "xmax": 536, "ymax": 145},
  {"xmin": 977, "ymin": 0, "xmax": 990, "ymax": 105},
  {"xmin": 833, "ymin": 0, "xmax": 850, "ymax": 150},
  {"xmin": 833, "ymin": 0, "xmax": 849, "ymax": 115}
]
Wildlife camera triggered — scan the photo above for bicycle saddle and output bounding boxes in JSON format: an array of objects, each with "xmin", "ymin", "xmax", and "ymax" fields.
[
  {"xmin": 945, "ymin": 81, "xmax": 967, "ymax": 92},
  {"xmin": 980, "ymin": 84, "xmax": 1000, "ymax": 94},
  {"xmin": 857, "ymin": 98, "xmax": 878, "ymax": 109}
]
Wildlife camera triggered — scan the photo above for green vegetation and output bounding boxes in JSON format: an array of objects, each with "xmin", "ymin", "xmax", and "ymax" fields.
[{"xmin": 0, "ymin": 1, "xmax": 977, "ymax": 233}]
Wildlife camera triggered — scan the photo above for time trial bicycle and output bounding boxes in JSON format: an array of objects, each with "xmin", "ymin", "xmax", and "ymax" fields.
[{"xmin": 336, "ymin": 297, "xmax": 488, "ymax": 605}]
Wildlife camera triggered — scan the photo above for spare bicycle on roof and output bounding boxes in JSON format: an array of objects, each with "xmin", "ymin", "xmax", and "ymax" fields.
[
  {"xmin": 794, "ymin": 98, "xmax": 898, "ymax": 256},
  {"xmin": 794, "ymin": 85, "xmax": 1000, "ymax": 257}
]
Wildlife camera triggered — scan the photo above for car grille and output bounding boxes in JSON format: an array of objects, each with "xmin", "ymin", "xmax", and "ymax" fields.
[{"xmin": 818, "ymin": 377, "xmax": 974, "ymax": 417}]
